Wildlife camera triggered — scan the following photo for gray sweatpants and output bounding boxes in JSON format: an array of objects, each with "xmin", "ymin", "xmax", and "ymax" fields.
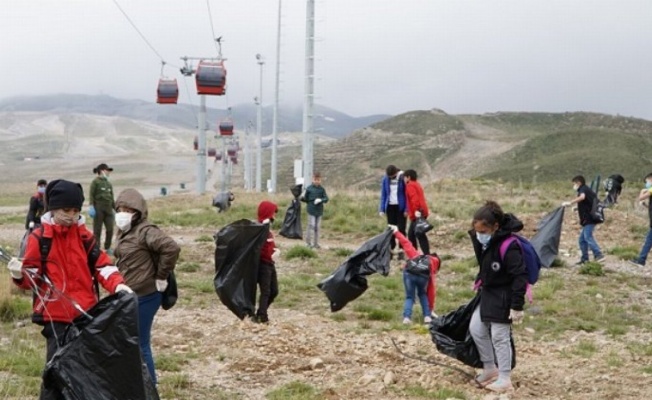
[
  {"xmin": 469, "ymin": 305, "xmax": 512, "ymax": 377},
  {"xmin": 305, "ymin": 215, "xmax": 321, "ymax": 247}
]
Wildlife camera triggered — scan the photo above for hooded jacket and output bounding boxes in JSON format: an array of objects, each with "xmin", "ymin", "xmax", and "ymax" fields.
[
  {"xmin": 114, "ymin": 189, "xmax": 180, "ymax": 297},
  {"xmin": 15, "ymin": 213, "xmax": 123, "ymax": 324},
  {"xmin": 257, "ymin": 201, "xmax": 278, "ymax": 265},
  {"xmin": 468, "ymin": 213, "xmax": 528, "ymax": 323},
  {"xmin": 379, "ymin": 172, "xmax": 407, "ymax": 213}
]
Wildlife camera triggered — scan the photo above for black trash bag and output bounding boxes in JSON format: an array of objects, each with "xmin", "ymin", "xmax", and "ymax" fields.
[
  {"xmin": 414, "ymin": 217, "xmax": 434, "ymax": 235},
  {"xmin": 212, "ymin": 191, "xmax": 235, "ymax": 213},
  {"xmin": 18, "ymin": 229, "xmax": 30, "ymax": 258},
  {"xmin": 279, "ymin": 199, "xmax": 303, "ymax": 239},
  {"xmin": 430, "ymin": 294, "xmax": 516, "ymax": 369},
  {"xmin": 603, "ymin": 174, "xmax": 625, "ymax": 207},
  {"xmin": 317, "ymin": 230, "xmax": 393, "ymax": 312},
  {"xmin": 290, "ymin": 184, "xmax": 303, "ymax": 199},
  {"xmin": 214, "ymin": 219, "xmax": 269, "ymax": 319},
  {"xmin": 43, "ymin": 291, "xmax": 159, "ymax": 400},
  {"xmin": 530, "ymin": 207, "xmax": 565, "ymax": 268},
  {"xmin": 161, "ymin": 271, "xmax": 178, "ymax": 310}
]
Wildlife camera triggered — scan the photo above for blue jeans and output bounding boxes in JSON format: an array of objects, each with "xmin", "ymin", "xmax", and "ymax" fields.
[
  {"xmin": 402, "ymin": 271, "xmax": 430, "ymax": 318},
  {"xmin": 636, "ymin": 228, "xmax": 652, "ymax": 265},
  {"xmin": 578, "ymin": 224, "xmax": 603, "ymax": 262},
  {"xmin": 138, "ymin": 291, "xmax": 162, "ymax": 385}
]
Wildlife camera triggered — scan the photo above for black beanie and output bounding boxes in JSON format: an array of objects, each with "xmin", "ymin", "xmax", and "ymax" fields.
[{"xmin": 45, "ymin": 179, "xmax": 85, "ymax": 211}]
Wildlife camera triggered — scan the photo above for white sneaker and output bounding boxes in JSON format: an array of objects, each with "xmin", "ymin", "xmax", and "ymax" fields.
[
  {"xmin": 402, "ymin": 317, "xmax": 411, "ymax": 325},
  {"xmin": 431, "ymin": 311, "xmax": 439, "ymax": 318},
  {"xmin": 423, "ymin": 316, "xmax": 432, "ymax": 324}
]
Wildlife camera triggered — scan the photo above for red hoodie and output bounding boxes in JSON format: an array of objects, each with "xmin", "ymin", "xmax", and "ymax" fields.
[
  {"xmin": 394, "ymin": 231, "xmax": 439, "ymax": 312},
  {"xmin": 257, "ymin": 201, "xmax": 278, "ymax": 265}
]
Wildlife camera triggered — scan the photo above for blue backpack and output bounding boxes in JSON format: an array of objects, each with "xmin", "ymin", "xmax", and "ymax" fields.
[{"xmin": 499, "ymin": 234, "xmax": 542, "ymax": 302}]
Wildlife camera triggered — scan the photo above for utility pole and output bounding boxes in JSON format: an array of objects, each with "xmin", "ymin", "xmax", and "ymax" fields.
[
  {"xmin": 243, "ymin": 122, "xmax": 250, "ymax": 190},
  {"xmin": 197, "ymin": 95, "xmax": 207, "ymax": 194},
  {"xmin": 255, "ymin": 54, "xmax": 265, "ymax": 193},
  {"xmin": 271, "ymin": 0, "xmax": 282, "ymax": 193},
  {"xmin": 302, "ymin": 0, "xmax": 315, "ymax": 186}
]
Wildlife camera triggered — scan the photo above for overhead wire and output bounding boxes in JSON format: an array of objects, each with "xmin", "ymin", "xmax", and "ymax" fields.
[{"xmin": 205, "ymin": 0, "xmax": 221, "ymax": 57}]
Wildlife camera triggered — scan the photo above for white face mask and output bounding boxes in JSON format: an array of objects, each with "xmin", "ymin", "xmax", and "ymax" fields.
[
  {"xmin": 115, "ymin": 212, "xmax": 134, "ymax": 231},
  {"xmin": 476, "ymin": 232, "xmax": 492, "ymax": 246},
  {"xmin": 573, "ymin": 184, "xmax": 579, "ymax": 191}
]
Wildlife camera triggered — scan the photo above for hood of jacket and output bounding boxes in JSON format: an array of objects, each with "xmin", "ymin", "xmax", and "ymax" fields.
[
  {"xmin": 257, "ymin": 201, "xmax": 278, "ymax": 222},
  {"xmin": 468, "ymin": 212, "xmax": 524, "ymax": 252},
  {"xmin": 115, "ymin": 188, "xmax": 148, "ymax": 222}
]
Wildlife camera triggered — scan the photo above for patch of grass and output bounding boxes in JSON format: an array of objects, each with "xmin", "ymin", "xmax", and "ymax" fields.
[
  {"xmin": 177, "ymin": 262, "xmax": 201, "ymax": 273},
  {"xmin": 0, "ymin": 333, "xmax": 44, "ymax": 378},
  {"xmin": 400, "ymin": 384, "xmax": 468, "ymax": 399},
  {"xmin": 453, "ymin": 230, "xmax": 467, "ymax": 242},
  {"xmin": 606, "ymin": 351, "xmax": 624, "ymax": 368},
  {"xmin": 285, "ymin": 245, "xmax": 317, "ymax": 260},
  {"xmin": 550, "ymin": 258, "xmax": 566, "ymax": 268},
  {"xmin": 180, "ymin": 278, "xmax": 214, "ymax": 294},
  {"xmin": 158, "ymin": 373, "xmax": 193, "ymax": 396},
  {"xmin": 331, "ymin": 247, "xmax": 354, "ymax": 257},
  {"xmin": 0, "ymin": 296, "xmax": 32, "ymax": 322},
  {"xmin": 643, "ymin": 366, "xmax": 652, "ymax": 374},
  {"xmin": 572, "ymin": 339, "xmax": 598, "ymax": 358},
  {"xmin": 607, "ymin": 246, "xmax": 639, "ymax": 261},
  {"xmin": 629, "ymin": 224, "xmax": 648, "ymax": 240},
  {"xmin": 627, "ymin": 342, "xmax": 652, "ymax": 357},
  {"xmin": 579, "ymin": 262, "xmax": 605, "ymax": 276},
  {"xmin": 330, "ymin": 313, "xmax": 347, "ymax": 322},
  {"xmin": 156, "ymin": 353, "xmax": 190, "ymax": 372},
  {"xmin": 266, "ymin": 381, "xmax": 320, "ymax": 400},
  {"xmin": 194, "ymin": 235, "xmax": 214, "ymax": 242}
]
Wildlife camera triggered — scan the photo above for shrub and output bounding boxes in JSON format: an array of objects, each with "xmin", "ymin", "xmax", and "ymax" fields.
[
  {"xmin": 579, "ymin": 262, "xmax": 605, "ymax": 277},
  {"xmin": 285, "ymin": 246, "xmax": 317, "ymax": 260}
]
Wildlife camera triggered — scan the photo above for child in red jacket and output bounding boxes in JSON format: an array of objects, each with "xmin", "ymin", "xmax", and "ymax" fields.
[
  {"xmin": 390, "ymin": 225, "xmax": 440, "ymax": 323},
  {"xmin": 255, "ymin": 201, "xmax": 280, "ymax": 323}
]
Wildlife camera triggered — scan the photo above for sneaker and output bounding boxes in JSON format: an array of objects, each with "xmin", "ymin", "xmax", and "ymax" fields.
[
  {"xmin": 485, "ymin": 378, "xmax": 513, "ymax": 393},
  {"xmin": 595, "ymin": 256, "xmax": 606, "ymax": 264},
  {"xmin": 431, "ymin": 311, "xmax": 439, "ymax": 319},
  {"xmin": 574, "ymin": 260, "xmax": 587, "ymax": 266},
  {"xmin": 629, "ymin": 259, "xmax": 645, "ymax": 267},
  {"xmin": 402, "ymin": 317, "xmax": 411, "ymax": 325},
  {"xmin": 423, "ymin": 316, "xmax": 432, "ymax": 325},
  {"xmin": 314, "ymin": 244, "xmax": 321, "ymax": 249},
  {"xmin": 470, "ymin": 369, "xmax": 498, "ymax": 388}
]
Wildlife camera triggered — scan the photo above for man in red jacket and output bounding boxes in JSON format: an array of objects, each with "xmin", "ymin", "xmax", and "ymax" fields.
[
  {"xmin": 7, "ymin": 179, "xmax": 131, "ymax": 399},
  {"xmin": 404, "ymin": 169, "xmax": 430, "ymax": 254},
  {"xmin": 255, "ymin": 200, "xmax": 280, "ymax": 323}
]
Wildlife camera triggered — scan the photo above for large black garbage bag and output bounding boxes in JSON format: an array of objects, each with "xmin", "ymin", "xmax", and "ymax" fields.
[
  {"xmin": 214, "ymin": 219, "xmax": 269, "ymax": 319},
  {"xmin": 279, "ymin": 199, "xmax": 302, "ymax": 239},
  {"xmin": 290, "ymin": 183, "xmax": 303, "ymax": 199},
  {"xmin": 430, "ymin": 294, "xmax": 515, "ymax": 369},
  {"xmin": 530, "ymin": 207, "xmax": 564, "ymax": 268},
  {"xmin": 43, "ymin": 292, "xmax": 159, "ymax": 400},
  {"xmin": 317, "ymin": 230, "xmax": 393, "ymax": 312}
]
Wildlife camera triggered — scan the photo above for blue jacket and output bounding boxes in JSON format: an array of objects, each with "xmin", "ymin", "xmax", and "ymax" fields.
[{"xmin": 379, "ymin": 173, "xmax": 406, "ymax": 213}]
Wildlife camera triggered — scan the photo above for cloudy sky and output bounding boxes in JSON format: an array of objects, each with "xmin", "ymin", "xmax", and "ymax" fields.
[{"xmin": 2, "ymin": 0, "xmax": 651, "ymax": 118}]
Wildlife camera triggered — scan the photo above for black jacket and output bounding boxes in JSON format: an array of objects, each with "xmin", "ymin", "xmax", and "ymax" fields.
[
  {"xmin": 469, "ymin": 213, "xmax": 528, "ymax": 323},
  {"xmin": 25, "ymin": 194, "xmax": 45, "ymax": 230}
]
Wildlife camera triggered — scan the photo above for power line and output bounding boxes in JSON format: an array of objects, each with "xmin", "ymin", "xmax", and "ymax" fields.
[
  {"xmin": 205, "ymin": 0, "xmax": 221, "ymax": 56},
  {"xmin": 110, "ymin": 0, "xmax": 179, "ymax": 68}
]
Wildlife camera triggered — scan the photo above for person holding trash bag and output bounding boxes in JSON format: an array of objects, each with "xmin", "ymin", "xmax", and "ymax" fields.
[
  {"xmin": 629, "ymin": 172, "xmax": 652, "ymax": 267},
  {"xmin": 89, "ymin": 163, "xmax": 116, "ymax": 254},
  {"xmin": 6, "ymin": 179, "xmax": 131, "ymax": 400},
  {"xmin": 389, "ymin": 225, "xmax": 440, "ymax": 324},
  {"xmin": 468, "ymin": 200, "xmax": 527, "ymax": 393},
  {"xmin": 254, "ymin": 200, "xmax": 281, "ymax": 323},
  {"xmin": 404, "ymin": 169, "xmax": 430, "ymax": 254},
  {"xmin": 113, "ymin": 188, "xmax": 180, "ymax": 385}
]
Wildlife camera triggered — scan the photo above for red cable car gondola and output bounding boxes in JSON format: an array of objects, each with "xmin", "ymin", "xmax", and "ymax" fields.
[
  {"xmin": 207, "ymin": 148, "xmax": 217, "ymax": 157},
  {"xmin": 227, "ymin": 148, "xmax": 237, "ymax": 157},
  {"xmin": 215, "ymin": 153, "xmax": 222, "ymax": 161},
  {"xmin": 230, "ymin": 156, "xmax": 238, "ymax": 165},
  {"xmin": 218, "ymin": 119, "xmax": 234, "ymax": 136},
  {"xmin": 195, "ymin": 61, "xmax": 226, "ymax": 95},
  {"xmin": 156, "ymin": 78, "xmax": 179, "ymax": 104}
]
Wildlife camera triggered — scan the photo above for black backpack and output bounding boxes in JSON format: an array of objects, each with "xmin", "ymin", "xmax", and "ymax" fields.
[{"xmin": 405, "ymin": 255, "xmax": 432, "ymax": 277}]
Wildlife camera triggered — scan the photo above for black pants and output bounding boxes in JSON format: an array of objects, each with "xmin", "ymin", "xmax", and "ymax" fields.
[
  {"xmin": 40, "ymin": 322, "xmax": 71, "ymax": 400},
  {"xmin": 256, "ymin": 262, "xmax": 279, "ymax": 321},
  {"xmin": 386, "ymin": 205, "xmax": 407, "ymax": 250},
  {"xmin": 93, "ymin": 205, "xmax": 114, "ymax": 250},
  {"xmin": 408, "ymin": 219, "xmax": 430, "ymax": 255}
]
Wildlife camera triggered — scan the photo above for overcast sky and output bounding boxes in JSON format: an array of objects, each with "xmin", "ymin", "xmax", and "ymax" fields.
[{"xmin": 2, "ymin": 0, "xmax": 651, "ymax": 119}]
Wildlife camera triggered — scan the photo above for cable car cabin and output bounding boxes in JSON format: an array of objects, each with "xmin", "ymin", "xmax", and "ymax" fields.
[
  {"xmin": 193, "ymin": 136, "xmax": 198, "ymax": 151},
  {"xmin": 218, "ymin": 120, "xmax": 234, "ymax": 136},
  {"xmin": 230, "ymin": 156, "xmax": 238, "ymax": 165},
  {"xmin": 195, "ymin": 61, "xmax": 226, "ymax": 95},
  {"xmin": 207, "ymin": 148, "xmax": 217, "ymax": 157},
  {"xmin": 157, "ymin": 79, "xmax": 179, "ymax": 104},
  {"xmin": 227, "ymin": 148, "xmax": 237, "ymax": 157},
  {"xmin": 215, "ymin": 153, "xmax": 223, "ymax": 161}
]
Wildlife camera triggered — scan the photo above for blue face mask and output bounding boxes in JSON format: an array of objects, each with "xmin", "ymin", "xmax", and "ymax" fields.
[
  {"xmin": 646, "ymin": 182, "xmax": 652, "ymax": 190},
  {"xmin": 476, "ymin": 232, "xmax": 492, "ymax": 246}
]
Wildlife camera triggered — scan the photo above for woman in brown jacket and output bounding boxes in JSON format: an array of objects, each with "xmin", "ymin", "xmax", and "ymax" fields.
[{"xmin": 114, "ymin": 188, "xmax": 180, "ymax": 385}]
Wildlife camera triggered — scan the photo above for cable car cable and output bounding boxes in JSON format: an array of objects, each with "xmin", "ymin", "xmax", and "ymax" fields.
[{"xmin": 205, "ymin": 0, "xmax": 221, "ymax": 57}]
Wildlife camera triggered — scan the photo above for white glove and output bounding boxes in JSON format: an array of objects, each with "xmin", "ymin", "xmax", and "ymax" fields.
[
  {"xmin": 300, "ymin": 190, "xmax": 307, "ymax": 200},
  {"xmin": 115, "ymin": 284, "xmax": 133, "ymax": 294},
  {"xmin": 262, "ymin": 218, "xmax": 271, "ymax": 225},
  {"xmin": 561, "ymin": 201, "xmax": 571, "ymax": 207},
  {"xmin": 509, "ymin": 309, "xmax": 524, "ymax": 325},
  {"xmin": 314, "ymin": 198, "xmax": 322, "ymax": 205},
  {"xmin": 379, "ymin": 212, "xmax": 385, "ymax": 217},
  {"xmin": 8, "ymin": 258, "xmax": 23, "ymax": 279},
  {"xmin": 272, "ymin": 248, "xmax": 281, "ymax": 262},
  {"xmin": 388, "ymin": 225, "xmax": 398, "ymax": 233},
  {"xmin": 415, "ymin": 211, "xmax": 422, "ymax": 218},
  {"xmin": 28, "ymin": 221, "xmax": 35, "ymax": 229},
  {"xmin": 156, "ymin": 279, "xmax": 168, "ymax": 292}
]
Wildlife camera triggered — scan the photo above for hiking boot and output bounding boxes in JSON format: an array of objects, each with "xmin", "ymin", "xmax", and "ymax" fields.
[
  {"xmin": 485, "ymin": 378, "xmax": 514, "ymax": 393},
  {"xmin": 423, "ymin": 316, "xmax": 432, "ymax": 325},
  {"xmin": 470, "ymin": 369, "xmax": 498, "ymax": 388},
  {"xmin": 629, "ymin": 259, "xmax": 645, "ymax": 267},
  {"xmin": 402, "ymin": 317, "xmax": 411, "ymax": 325},
  {"xmin": 595, "ymin": 256, "xmax": 606, "ymax": 264}
]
